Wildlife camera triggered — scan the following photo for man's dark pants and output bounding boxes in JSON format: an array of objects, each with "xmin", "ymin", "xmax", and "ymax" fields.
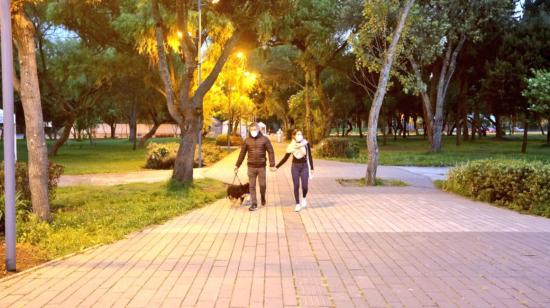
[{"xmin": 247, "ymin": 166, "xmax": 266, "ymax": 205}]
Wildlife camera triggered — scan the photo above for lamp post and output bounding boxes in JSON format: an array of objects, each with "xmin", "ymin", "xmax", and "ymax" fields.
[
  {"xmin": 197, "ymin": 0, "xmax": 203, "ymax": 168},
  {"xmin": 1, "ymin": 0, "xmax": 17, "ymax": 272}
]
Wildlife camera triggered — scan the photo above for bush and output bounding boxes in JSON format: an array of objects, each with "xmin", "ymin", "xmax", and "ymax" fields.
[
  {"xmin": 215, "ymin": 134, "xmax": 243, "ymax": 146},
  {"xmin": 315, "ymin": 138, "xmax": 360, "ymax": 158},
  {"xmin": 0, "ymin": 162, "xmax": 63, "ymax": 231},
  {"xmin": 146, "ymin": 142, "xmax": 179, "ymax": 169},
  {"xmin": 0, "ymin": 162, "xmax": 64, "ymax": 204},
  {"xmin": 146, "ymin": 142, "xmax": 230, "ymax": 169},
  {"xmin": 442, "ymin": 160, "xmax": 550, "ymax": 217}
]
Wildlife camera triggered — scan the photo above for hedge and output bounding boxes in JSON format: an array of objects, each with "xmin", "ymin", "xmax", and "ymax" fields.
[
  {"xmin": 315, "ymin": 138, "xmax": 360, "ymax": 158},
  {"xmin": 442, "ymin": 160, "xmax": 550, "ymax": 217},
  {"xmin": 215, "ymin": 134, "xmax": 244, "ymax": 146},
  {"xmin": 145, "ymin": 142, "xmax": 229, "ymax": 169}
]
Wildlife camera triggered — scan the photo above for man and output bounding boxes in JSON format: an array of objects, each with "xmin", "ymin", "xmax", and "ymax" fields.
[{"xmin": 235, "ymin": 122, "xmax": 276, "ymax": 211}]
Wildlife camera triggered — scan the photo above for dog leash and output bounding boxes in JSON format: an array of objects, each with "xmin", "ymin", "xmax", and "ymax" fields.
[{"xmin": 231, "ymin": 171, "xmax": 243, "ymax": 185}]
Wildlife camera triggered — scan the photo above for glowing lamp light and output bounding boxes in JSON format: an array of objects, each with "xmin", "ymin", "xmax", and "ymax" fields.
[{"xmin": 236, "ymin": 51, "xmax": 245, "ymax": 59}]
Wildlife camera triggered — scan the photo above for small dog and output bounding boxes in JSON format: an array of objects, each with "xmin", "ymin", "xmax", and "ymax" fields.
[{"xmin": 227, "ymin": 182, "xmax": 250, "ymax": 205}]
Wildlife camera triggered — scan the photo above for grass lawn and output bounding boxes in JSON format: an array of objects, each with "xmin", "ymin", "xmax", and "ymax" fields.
[
  {"xmin": 1, "ymin": 178, "xmax": 225, "ymax": 278},
  {"xmin": 1, "ymin": 137, "xmax": 230, "ymax": 175},
  {"xmin": 323, "ymin": 134, "xmax": 550, "ymax": 166}
]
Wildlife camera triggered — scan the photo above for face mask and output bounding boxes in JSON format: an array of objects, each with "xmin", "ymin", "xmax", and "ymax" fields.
[
  {"xmin": 250, "ymin": 131, "xmax": 258, "ymax": 138},
  {"xmin": 295, "ymin": 135, "xmax": 303, "ymax": 142}
]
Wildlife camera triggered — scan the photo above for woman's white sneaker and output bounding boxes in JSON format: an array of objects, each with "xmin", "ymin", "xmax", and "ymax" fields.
[
  {"xmin": 294, "ymin": 204, "xmax": 302, "ymax": 212},
  {"xmin": 301, "ymin": 198, "xmax": 307, "ymax": 209}
]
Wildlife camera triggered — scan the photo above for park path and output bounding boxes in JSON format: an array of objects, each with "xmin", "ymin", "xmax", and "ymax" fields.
[{"xmin": 1, "ymin": 142, "xmax": 549, "ymax": 307}]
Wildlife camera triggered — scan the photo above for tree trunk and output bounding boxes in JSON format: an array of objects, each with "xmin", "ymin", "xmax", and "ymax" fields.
[
  {"xmin": 473, "ymin": 105, "xmax": 480, "ymax": 140},
  {"xmin": 173, "ymin": 122, "xmax": 198, "ymax": 181},
  {"xmin": 313, "ymin": 65, "xmax": 334, "ymax": 139},
  {"xmin": 346, "ymin": 120, "xmax": 353, "ymax": 136},
  {"xmin": 139, "ymin": 122, "xmax": 161, "ymax": 148},
  {"xmin": 382, "ymin": 122, "xmax": 387, "ymax": 146},
  {"xmin": 402, "ymin": 114, "xmax": 407, "ymax": 138},
  {"xmin": 455, "ymin": 119, "xmax": 461, "ymax": 146},
  {"xmin": 13, "ymin": 10, "xmax": 50, "ymax": 221},
  {"xmin": 87, "ymin": 127, "xmax": 95, "ymax": 145},
  {"xmin": 410, "ymin": 59, "xmax": 434, "ymax": 145},
  {"xmin": 521, "ymin": 116, "xmax": 528, "ymax": 154},
  {"xmin": 431, "ymin": 35, "xmax": 466, "ymax": 152},
  {"xmin": 110, "ymin": 123, "xmax": 116, "ymax": 139},
  {"xmin": 537, "ymin": 119, "xmax": 545, "ymax": 135},
  {"xmin": 128, "ymin": 102, "xmax": 137, "ymax": 143},
  {"xmin": 547, "ymin": 123, "xmax": 550, "ymax": 145},
  {"xmin": 495, "ymin": 114, "xmax": 504, "ymax": 139},
  {"xmin": 357, "ymin": 116, "xmax": 363, "ymax": 138},
  {"xmin": 366, "ymin": 0, "xmax": 415, "ymax": 186},
  {"xmin": 463, "ymin": 114, "xmax": 469, "ymax": 140},
  {"xmin": 48, "ymin": 117, "xmax": 74, "ymax": 156},
  {"xmin": 305, "ymin": 71, "xmax": 313, "ymax": 142}
]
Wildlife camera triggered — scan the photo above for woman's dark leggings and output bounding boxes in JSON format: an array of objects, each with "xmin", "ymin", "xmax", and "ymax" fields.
[{"xmin": 291, "ymin": 162, "xmax": 309, "ymax": 204}]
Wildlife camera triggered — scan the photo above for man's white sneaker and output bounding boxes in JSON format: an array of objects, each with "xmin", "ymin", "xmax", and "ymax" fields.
[
  {"xmin": 294, "ymin": 204, "xmax": 302, "ymax": 212},
  {"xmin": 301, "ymin": 198, "xmax": 307, "ymax": 209}
]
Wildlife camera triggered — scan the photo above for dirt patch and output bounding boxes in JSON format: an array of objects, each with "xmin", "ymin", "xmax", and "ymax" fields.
[{"xmin": 1, "ymin": 239, "xmax": 47, "ymax": 279}]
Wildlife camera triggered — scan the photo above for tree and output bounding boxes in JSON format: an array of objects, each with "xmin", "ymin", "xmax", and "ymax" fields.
[
  {"xmin": 146, "ymin": 0, "xmax": 289, "ymax": 182},
  {"xmin": 480, "ymin": 0, "xmax": 549, "ymax": 150},
  {"xmin": 44, "ymin": 40, "xmax": 114, "ymax": 155},
  {"xmin": 524, "ymin": 69, "xmax": 550, "ymax": 144},
  {"xmin": 204, "ymin": 52, "xmax": 258, "ymax": 136},
  {"xmin": 356, "ymin": 0, "xmax": 415, "ymax": 185},
  {"xmin": 271, "ymin": 0, "xmax": 363, "ymax": 141},
  {"xmin": 249, "ymin": 45, "xmax": 303, "ymax": 131},
  {"xmin": 401, "ymin": 0, "xmax": 515, "ymax": 152},
  {"xmin": 11, "ymin": 1, "xmax": 51, "ymax": 221}
]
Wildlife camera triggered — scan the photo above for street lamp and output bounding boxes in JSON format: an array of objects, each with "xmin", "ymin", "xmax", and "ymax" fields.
[{"xmin": 1, "ymin": 0, "xmax": 17, "ymax": 271}]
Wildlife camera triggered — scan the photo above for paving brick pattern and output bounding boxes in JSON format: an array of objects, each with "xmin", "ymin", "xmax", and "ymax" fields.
[{"xmin": 1, "ymin": 144, "xmax": 549, "ymax": 307}]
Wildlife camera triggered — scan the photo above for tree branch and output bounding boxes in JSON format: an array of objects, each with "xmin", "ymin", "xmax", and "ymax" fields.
[
  {"xmin": 151, "ymin": 0, "xmax": 183, "ymax": 124},
  {"xmin": 194, "ymin": 31, "xmax": 240, "ymax": 101}
]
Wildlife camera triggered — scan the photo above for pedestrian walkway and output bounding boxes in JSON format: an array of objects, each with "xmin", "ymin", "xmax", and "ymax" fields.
[{"xmin": 1, "ymin": 143, "xmax": 549, "ymax": 307}]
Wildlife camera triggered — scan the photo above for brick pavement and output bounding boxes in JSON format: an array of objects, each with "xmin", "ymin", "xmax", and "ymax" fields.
[{"xmin": 1, "ymin": 143, "xmax": 549, "ymax": 307}]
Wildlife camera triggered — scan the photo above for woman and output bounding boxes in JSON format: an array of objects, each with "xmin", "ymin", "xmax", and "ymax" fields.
[{"xmin": 275, "ymin": 129, "xmax": 314, "ymax": 212}]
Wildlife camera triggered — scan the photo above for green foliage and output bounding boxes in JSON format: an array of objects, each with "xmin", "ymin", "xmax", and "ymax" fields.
[
  {"xmin": 525, "ymin": 69, "xmax": 550, "ymax": 116},
  {"xmin": 146, "ymin": 142, "xmax": 231, "ymax": 169},
  {"xmin": 215, "ymin": 135, "xmax": 244, "ymax": 146},
  {"xmin": 15, "ymin": 179, "xmax": 226, "ymax": 258},
  {"xmin": 145, "ymin": 142, "xmax": 179, "ymax": 169},
  {"xmin": 316, "ymin": 138, "xmax": 360, "ymax": 158},
  {"xmin": 0, "ymin": 192, "xmax": 31, "ymax": 232},
  {"xmin": 443, "ymin": 160, "xmax": 550, "ymax": 217},
  {"xmin": 0, "ymin": 162, "xmax": 64, "ymax": 205}
]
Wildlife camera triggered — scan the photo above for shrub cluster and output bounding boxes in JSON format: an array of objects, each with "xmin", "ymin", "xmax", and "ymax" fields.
[
  {"xmin": 315, "ymin": 138, "xmax": 360, "ymax": 158},
  {"xmin": 215, "ymin": 134, "xmax": 244, "ymax": 146},
  {"xmin": 145, "ymin": 142, "xmax": 229, "ymax": 169},
  {"xmin": 0, "ymin": 162, "xmax": 64, "ymax": 230},
  {"xmin": 443, "ymin": 160, "xmax": 550, "ymax": 217}
]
